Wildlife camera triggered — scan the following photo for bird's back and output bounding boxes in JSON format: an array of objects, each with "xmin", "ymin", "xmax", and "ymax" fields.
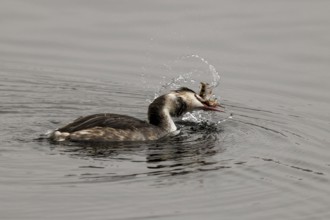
[{"xmin": 52, "ymin": 113, "xmax": 166, "ymax": 142}]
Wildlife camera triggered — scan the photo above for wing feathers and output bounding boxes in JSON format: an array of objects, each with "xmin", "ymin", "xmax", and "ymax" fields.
[{"xmin": 58, "ymin": 113, "xmax": 149, "ymax": 133}]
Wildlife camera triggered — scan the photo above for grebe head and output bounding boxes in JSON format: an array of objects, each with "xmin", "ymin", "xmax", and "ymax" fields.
[
  {"xmin": 171, "ymin": 87, "xmax": 224, "ymax": 115},
  {"xmin": 148, "ymin": 87, "xmax": 224, "ymax": 131}
]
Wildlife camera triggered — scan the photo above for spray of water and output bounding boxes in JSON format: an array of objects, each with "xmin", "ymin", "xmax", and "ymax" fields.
[
  {"xmin": 187, "ymin": 54, "xmax": 221, "ymax": 88},
  {"xmin": 141, "ymin": 54, "xmax": 229, "ymax": 124},
  {"xmin": 153, "ymin": 54, "xmax": 221, "ymax": 97}
]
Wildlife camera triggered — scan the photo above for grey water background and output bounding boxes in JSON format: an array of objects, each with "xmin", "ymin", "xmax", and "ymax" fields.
[{"xmin": 1, "ymin": 0, "xmax": 330, "ymax": 219}]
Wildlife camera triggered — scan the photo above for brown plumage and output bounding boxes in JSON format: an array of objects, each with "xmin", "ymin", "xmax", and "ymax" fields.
[{"xmin": 50, "ymin": 85, "xmax": 224, "ymax": 142}]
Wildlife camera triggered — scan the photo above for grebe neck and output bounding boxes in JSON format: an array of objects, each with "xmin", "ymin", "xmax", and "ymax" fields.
[{"xmin": 148, "ymin": 94, "xmax": 179, "ymax": 132}]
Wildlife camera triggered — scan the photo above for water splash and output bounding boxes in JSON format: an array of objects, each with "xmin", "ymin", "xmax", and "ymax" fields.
[
  {"xmin": 175, "ymin": 55, "xmax": 222, "ymax": 123},
  {"xmin": 152, "ymin": 54, "xmax": 221, "ymax": 98},
  {"xmin": 142, "ymin": 54, "xmax": 224, "ymax": 123},
  {"xmin": 155, "ymin": 72, "xmax": 195, "ymax": 99},
  {"xmin": 217, "ymin": 113, "xmax": 234, "ymax": 124},
  {"xmin": 185, "ymin": 54, "xmax": 221, "ymax": 88}
]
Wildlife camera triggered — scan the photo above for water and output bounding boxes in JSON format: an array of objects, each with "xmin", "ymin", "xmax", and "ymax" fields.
[{"xmin": 1, "ymin": 0, "xmax": 330, "ymax": 219}]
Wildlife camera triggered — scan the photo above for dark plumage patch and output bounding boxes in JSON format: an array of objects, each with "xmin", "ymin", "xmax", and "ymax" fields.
[
  {"xmin": 175, "ymin": 96, "xmax": 187, "ymax": 117},
  {"xmin": 58, "ymin": 113, "xmax": 150, "ymax": 133},
  {"xmin": 148, "ymin": 95, "xmax": 166, "ymax": 126},
  {"xmin": 175, "ymin": 87, "xmax": 196, "ymax": 94}
]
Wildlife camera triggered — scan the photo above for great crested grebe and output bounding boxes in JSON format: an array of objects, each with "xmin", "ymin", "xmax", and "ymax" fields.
[{"xmin": 50, "ymin": 83, "xmax": 224, "ymax": 142}]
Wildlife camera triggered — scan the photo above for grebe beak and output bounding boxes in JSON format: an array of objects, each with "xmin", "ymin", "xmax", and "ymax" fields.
[{"xmin": 195, "ymin": 94, "xmax": 225, "ymax": 112}]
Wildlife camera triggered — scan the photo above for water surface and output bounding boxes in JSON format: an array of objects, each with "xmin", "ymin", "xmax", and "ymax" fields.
[{"xmin": 1, "ymin": 0, "xmax": 330, "ymax": 219}]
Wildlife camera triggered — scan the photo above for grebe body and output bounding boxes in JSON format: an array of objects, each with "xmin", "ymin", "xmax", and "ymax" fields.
[{"xmin": 50, "ymin": 86, "xmax": 223, "ymax": 142}]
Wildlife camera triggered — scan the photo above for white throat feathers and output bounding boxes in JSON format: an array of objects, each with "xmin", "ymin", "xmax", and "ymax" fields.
[{"xmin": 148, "ymin": 92, "xmax": 188, "ymax": 132}]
